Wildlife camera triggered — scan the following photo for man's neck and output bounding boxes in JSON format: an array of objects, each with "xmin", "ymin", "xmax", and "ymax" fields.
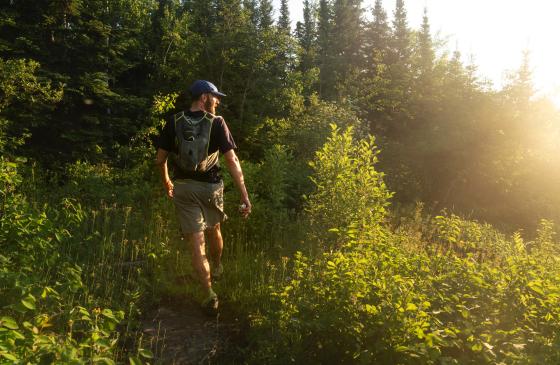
[{"xmin": 190, "ymin": 100, "xmax": 204, "ymax": 112}]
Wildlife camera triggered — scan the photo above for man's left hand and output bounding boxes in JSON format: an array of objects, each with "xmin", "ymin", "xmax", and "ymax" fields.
[
  {"xmin": 239, "ymin": 196, "xmax": 251, "ymax": 218},
  {"xmin": 165, "ymin": 179, "xmax": 174, "ymax": 199}
]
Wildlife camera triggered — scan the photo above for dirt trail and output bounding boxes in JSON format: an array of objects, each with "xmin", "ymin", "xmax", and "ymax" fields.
[{"xmin": 141, "ymin": 298, "xmax": 243, "ymax": 364}]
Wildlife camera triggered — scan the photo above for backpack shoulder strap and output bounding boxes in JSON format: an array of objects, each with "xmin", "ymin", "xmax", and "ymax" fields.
[
  {"xmin": 173, "ymin": 111, "xmax": 186, "ymax": 147},
  {"xmin": 173, "ymin": 111, "xmax": 185, "ymax": 123}
]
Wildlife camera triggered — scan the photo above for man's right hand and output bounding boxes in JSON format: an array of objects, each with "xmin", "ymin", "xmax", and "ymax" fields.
[{"xmin": 156, "ymin": 148, "xmax": 173, "ymax": 199}]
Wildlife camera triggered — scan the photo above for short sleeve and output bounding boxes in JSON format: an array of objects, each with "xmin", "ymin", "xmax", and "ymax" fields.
[
  {"xmin": 212, "ymin": 117, "xmax": 237, "ymax": 154},
  {"xmin": 156, "ymin": 117, "xmax": 176, "ymax": 152}
]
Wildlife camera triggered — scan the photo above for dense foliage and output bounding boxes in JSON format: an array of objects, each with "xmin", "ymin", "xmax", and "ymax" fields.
[
  {"xmin": 2, "ymin": 0, "xmax": 560, "ymax": 363},
  {"xmin": 248, "ymin": 129, "xmax": 560, "ymax": 364}
]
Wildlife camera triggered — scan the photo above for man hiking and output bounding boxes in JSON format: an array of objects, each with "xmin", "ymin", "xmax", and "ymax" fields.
[{"xmin": 155, "ymin": 80, "xmax": 251, "ymax": 315}]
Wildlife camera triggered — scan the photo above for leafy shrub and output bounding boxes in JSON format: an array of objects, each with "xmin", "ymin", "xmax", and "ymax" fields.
[
  {"xmin": 0, "ymin": 158, "xmax": 160, "ymax": 363},
  {"xmin": 58, "ymin": 160, "xmax": 156, "ymax": 207},
  {"xmin": 251, "ymin": 97, "xmax": 368, "ymax": 163},
  {"xmin": 304, "ymin": 125, "xmax": 392, "ymax": 248},
  {"xmin": 0, "ymin": 159, "xmax": 127, "ymax": 362},
  {"xmin": 430, "ymin": 211, "xmax": 512, "ymax": 262},
  {"xmin": 222, "ymin": 144, "xmax": 297, "ymax": 252},
  {"xmin": 250, "ymin": 224, "xmax": 560, "ymax": 364}
]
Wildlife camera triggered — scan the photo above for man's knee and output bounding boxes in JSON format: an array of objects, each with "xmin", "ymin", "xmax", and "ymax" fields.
[
  {"xmin": 205, "ymin": 223, "xmax": 221, "ymax": 237},
  {"xmin": 186, "ymin": 231, "xmax": 205, "ymax": 250}
]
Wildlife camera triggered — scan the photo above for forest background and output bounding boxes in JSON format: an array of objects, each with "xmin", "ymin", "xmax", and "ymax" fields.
[{"xmin": 1, "ymin": 0, "xmax": 560, "ymax": 363}]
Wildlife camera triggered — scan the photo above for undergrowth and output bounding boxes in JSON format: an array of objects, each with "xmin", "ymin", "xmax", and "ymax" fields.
[{"xmin": 2, "ymin": 126, "xmax": 560, "ymax": 365}]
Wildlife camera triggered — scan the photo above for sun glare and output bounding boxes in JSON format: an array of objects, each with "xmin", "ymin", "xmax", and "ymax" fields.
[
  {"xmin": 279, "ymin": 1, "xmax": 560, "ymax": 105},
  {"xmin": 413, "ymin": 0, "xmax": 560, "ymax": 107}
]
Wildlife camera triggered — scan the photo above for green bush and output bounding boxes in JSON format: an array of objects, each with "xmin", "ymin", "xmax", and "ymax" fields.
[
  {"xmin": 222, "ymin": 144, "xmax": 300, "ymax": 253},
  {"xmin": 304, "ymin": 125, "xmax": 392, "ymax": 248},
  {"xmin": 0, "ymin": 157, "xmax": 162, "ymax": 363},
  {"xmin": 244, "ymin": 131, "xmax": 560, "ymax": 364},
  {"xmin": 0, "ymin": 159, "xmax": 125, "ymax": 362},
  {"xmin": 249, "ymin": 221, "xmax": 560, "ymax": 364}
]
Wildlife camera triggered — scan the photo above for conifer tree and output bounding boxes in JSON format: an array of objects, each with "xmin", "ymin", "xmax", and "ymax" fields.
[
  {"xmin": 316, "ymin": 0, "xmax": 336, "ymax": 99},
  {"xmin": 368, "ymin": 0, "xmax": 391, "ymax": 61},
  {"xmin": 411, "ymin": 7, "xmax": 437, "ymax": 113},
  {"xmin": 391, "ymin": 0, "xmax": 411, "ymax": 62},
  {"xmin": 360, "ymin": 0, "xmax": 391, "ymax": 110},
  {"xmin": 186, "ymin": 0, "xmax": 216, "ymax": 36},
  {"xmin": 504, "ymin": 50, "xmax": 533, "ymax": 106},
  {"xmin": 296, "ymin": 0, "xmax": 318, "ymax": 95},
  {"xmin": 242, "ymin": 0, "xmax": 260, "ymax": 31},
  {"xmin": 258, "ymin": 0, "xmax": 274, "ymax": 30},
  {"xmin": 383, "ymin": 0, "xmax": 412, "ymax": 136},
  {"xmin": 0, "ymin": 0, "xmax": 155, "ymax": 163},
  {"xmin": 296, "ymin": 0, "xmax": 317, "ymax": 69},
  {"xmin": 278, "ymin": 0, "xmax": 291, "ymax": 35},
  {"xmin": 416, "ymin": 8, "xmax": 435, "ymax": 78},
  {"xmin": 331, "ymin": 0, "xmax": 363, "ymax": 96},
  {"xmin": 277, "ymin": 0, "xmax": 293, "ymax": 67}
]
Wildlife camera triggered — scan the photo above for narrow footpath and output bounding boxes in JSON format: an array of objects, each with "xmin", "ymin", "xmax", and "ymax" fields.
[{"xmin": 141, "ymin": 297, "xmax": 243, "ymax": 364}]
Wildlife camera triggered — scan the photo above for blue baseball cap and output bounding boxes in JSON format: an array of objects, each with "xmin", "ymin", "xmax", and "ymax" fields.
[{"xmin": 189, "ymin": 80, "xmax": 227, "ymax": 97}]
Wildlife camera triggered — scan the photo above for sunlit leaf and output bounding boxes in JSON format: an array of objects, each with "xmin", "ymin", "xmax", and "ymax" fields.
[{"xmin": 0, "ymin": 317, "xmax": 18, "ymax": 330}]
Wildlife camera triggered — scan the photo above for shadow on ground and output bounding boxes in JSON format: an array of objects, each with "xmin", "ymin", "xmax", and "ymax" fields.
[{"xmin": 141, "ymin": 295, "xmax": 245, "ymax": 365}]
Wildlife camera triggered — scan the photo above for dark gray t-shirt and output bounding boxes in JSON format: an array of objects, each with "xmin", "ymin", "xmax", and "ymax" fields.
[{"xmin": 156, "ymin": 110, "xmax": 237, "ymax": 183}]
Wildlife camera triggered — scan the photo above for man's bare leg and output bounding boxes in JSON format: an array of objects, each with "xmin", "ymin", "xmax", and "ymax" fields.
[
  {"xmin": 206, "ymin": 223, "xmax": 223, "ymax": 269},
  {"xmin": 186, "ymin": 231, "xmax": 212, "ymax": 295}
]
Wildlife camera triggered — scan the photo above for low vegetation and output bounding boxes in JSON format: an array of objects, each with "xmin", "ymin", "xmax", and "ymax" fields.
[
  {"xmin": 2, "ymin": 0, "xmax": 560, "ymax": 363},
  {"xmin": 3, "ymin": 125, "xmax": 560, "ymax": 364}
]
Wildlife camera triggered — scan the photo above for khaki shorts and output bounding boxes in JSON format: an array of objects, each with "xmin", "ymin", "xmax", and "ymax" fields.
[{"xmin": 172, "ymin": 179, "xmax": 226, "ymax": 234}]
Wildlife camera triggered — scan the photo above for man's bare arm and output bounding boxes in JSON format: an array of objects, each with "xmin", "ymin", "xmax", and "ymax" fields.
[
  {"xmin": 155, "ymin": 148, "xmax": 174, "ymax": 198},
  {"xmin": 223, "ymin": 149, "xmax": 251, "ymax": 217}
]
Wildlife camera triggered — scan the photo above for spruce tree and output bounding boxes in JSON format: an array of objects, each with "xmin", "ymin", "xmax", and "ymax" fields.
[
  {"xmin": 294, "ymin": 0, "xmax": 319, "ymax": 99},
  {"xmin": 296, "ymin": 0, "xmax": 317, "ymax": 74},
  {"xmin": 258, "ymin": 0, "xmax": 274, "ymax": 31},
  {"xmin": 278, "ymin": 0, "xmax": 291, "ymax": 35},
  {"xmin": 368, "ymin": 0, "xmax": 391, "ymax": 61},
  {"xmin": 316, "ymin": 0, "xmax": 335, "ymax": 99},
  {"xmin": 385, "ymin": 0, "xmax": 412, "ymax": 134},
  {"xmin": 416, "ymin": 8, "xmax": 435, "ymax": 78},
  {"xmin": 331, "ymin": 0, "xmax": 363, "ymax": 96},
  {"xmin": 0, "ymin": 0, "xmax": 155, "ymax": 163},
  {"xmin": 391, "ymin": 0, "xmax": 410, "ymax": 62},
  {"xmin": 504, "ymin": 49, "xmax": 533, "ymax": 106},
  {"xmin": 277, "ymin": 0, "xmax": 293, "ymax": 67},
  {"xmin": 243, "ymin": 0, "xmax": 260, "ymax": 29}
]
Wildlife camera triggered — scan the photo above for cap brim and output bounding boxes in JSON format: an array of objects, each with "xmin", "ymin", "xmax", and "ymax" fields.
[{"xmin": 212, "ymin": 91, "xmax": 227, "ymax": 97}]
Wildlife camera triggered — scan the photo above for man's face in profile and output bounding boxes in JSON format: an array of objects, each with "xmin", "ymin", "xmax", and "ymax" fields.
[{"xmin": 203, "ymin": 93, "xmax": 220, "ymax": 114}]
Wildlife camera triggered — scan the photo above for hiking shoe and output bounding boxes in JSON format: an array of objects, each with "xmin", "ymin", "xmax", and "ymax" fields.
[
  {"xmin": 212, "ymin": 263, "xmax": 223, "ymax": 281},
  {"xmin": 202, "ymin": 292, "xmax": 219, "ymax": 316}
]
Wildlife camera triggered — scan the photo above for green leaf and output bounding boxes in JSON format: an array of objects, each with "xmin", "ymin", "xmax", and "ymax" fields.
[
  {"xmin": 1, "ymin": 353, "xmax": 18, "ymax": 361},
  {"xmin": 0, "ymin": 317, "xmax": 18, "ymax": 330},
  {"xmin": 93, "ymin": 357, "xmax": 115, "ymax": 365},
  {"xmin": 11, "ymin": 330, "xmax": 25, "ymax": 340},
  {"xmin": 472, "ymin": 343, "xmax": 483, "ymax": 352},
  {"xmin": 21, "ymin": 294, "xmax": 36, "ymax": 310},
  {"xmin": 129, "ymin": 356, "xmax": 143, "ymax": 365},
  {"xmin": 406, "ymin": 303, "xmax": 418, "ymax": 311},
  {"xmin": 101, "ymin": 309, "xmax": 117, "ymax": 321},
  {"xmin": 138, "ymin": 348, "xmax": 153, "ymax": 359}
]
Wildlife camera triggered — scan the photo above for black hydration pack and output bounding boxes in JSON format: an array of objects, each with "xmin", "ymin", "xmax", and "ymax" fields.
[{"xmin": 174, "ymin": 111, "xmax": 214, "ymax": 172}]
